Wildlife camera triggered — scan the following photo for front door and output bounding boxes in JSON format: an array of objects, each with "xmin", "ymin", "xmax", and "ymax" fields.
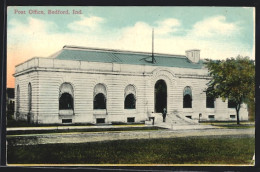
[{"xmin": 154, "ymin": 79, "xmax": 167, "ymax": 113}]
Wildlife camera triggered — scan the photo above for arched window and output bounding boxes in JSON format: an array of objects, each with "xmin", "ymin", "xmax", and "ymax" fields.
[
  {"xmin": 59, "ymin": 83, "xmax": 74, "ymax": 110},
  {"xmin": 16, "ymin": 85, "xmax": 20, "ymax": 112},
  {"xmin": 94, "ymin": 93, "xmax": 106, "ymax": 109},
  {"xmin": 183, "ymin": 86, "xmax": 192, "ymax": 108},
  {"xmin": 93, "ymin": 84, "xmax": 107, "ymax": 109},
  {"xmin": 28, "ymin": 83, "xmax": 32, "ymax": 112},
  {"xmin": 124, "ymin": 85, "xmax": 136, "ymax": 109},
  {"xmin": 59, "ymin": 93, "xmax": 74, "ymax": 109},
  {"xmin": 125, "ymin": 94, "xmax": 136, "ymax": 109},
  {"xmin": 206, "ymin": 89, "xmax": 214, "ymax": 108}
]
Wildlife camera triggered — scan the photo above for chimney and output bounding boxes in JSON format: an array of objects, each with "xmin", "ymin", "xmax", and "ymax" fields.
[{"xmin": 185, "ymin": 49, "xmax": 200, "ymax": 63}]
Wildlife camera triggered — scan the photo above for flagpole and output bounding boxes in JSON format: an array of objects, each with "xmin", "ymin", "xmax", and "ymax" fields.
[{"xmin": 152, "ymin": 28, "xmax": 154, "ymax": 63}]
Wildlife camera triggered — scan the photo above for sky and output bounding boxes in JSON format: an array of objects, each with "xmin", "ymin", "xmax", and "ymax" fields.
[{"xmin": 7, "ymin": 6, "xmax": 255, "ymax": 88}]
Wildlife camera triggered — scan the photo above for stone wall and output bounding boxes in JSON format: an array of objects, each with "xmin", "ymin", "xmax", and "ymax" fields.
[{"xmin": 14, "ymin": 58, "xmax": 248, "ymax": 124}]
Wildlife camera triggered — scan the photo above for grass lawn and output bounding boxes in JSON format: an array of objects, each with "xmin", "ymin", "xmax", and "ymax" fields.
[
  {"xmin": 7, "ymin": 136, "xmax": 254, "ymax": 165},
  {"xmin": 211, "ymin": 125, "xmax": 254, "ymax": 129},
  {"xmin": 201, "ymin": 121, "xmax": 255, "ymax": 129}
]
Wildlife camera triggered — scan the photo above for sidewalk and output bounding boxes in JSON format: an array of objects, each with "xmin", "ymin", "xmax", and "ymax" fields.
[
  {"xmin": 7, "ymin": 122, "xmax": 219, "ymax": 132},
  {"xmin": 7, "ymin": 124, "xmax": 149, "ymax": 131}
]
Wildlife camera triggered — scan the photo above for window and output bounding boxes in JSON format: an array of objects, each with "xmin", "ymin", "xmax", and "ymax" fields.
[
  {"xmin": 59, "ymin": 93, "xmax": 74, "ymax": 109},
  {"xmin": 208, "ymin": 115, "xmax": 215, "ymax": 119},
  {"xmin": 228, "ymin": 99, "xmax": 236, "ymax": 108},
  {"xmin": 183, "ymin": 86, "xmax": 192, "ymax": 108},
  {"xmin": 184, "ymin": 95, "xmax": 192, "ymax": 108},
  {"xmin": 59, "ymin": 83, "xmax": 74, "ymax": 110},
  {"xmin": 206, "ymin": 90, "xmax": 215, "ymax": 108},
  {"xmin": 186, "ymin": 116, "xmax": 192, "ymax": 119},
  {"xmin": 93, "ymin": 84, "xmax": 107, "ymax": 110},
  {"xmin": 28, "ymin": 83, "xmax": 32, "ymax": 112},
  {"xmin": 124, "ymin": 85, "xmax": 136, "ymax": 109},
  {"xmin": 96, "ymin": 118, "xmax": 105, "ymax": 123},
  {"xmin": 125, "ymin": 94, "xmax": 136, "ymax": 109},
  {"xmin": 94, "ymin": 93, "xmax": 106, "ymax": 109},
  {"xmin": 127, "ymin": 117, "xmax": 135, "ymax": 123},
  {"xmin": 62, "ymin": 119, "xmax": 72, "ymax": 123},
  {"xmin": 230, "ymin": 115, "xmax": 236, "ymax": 119},
  {"xmin": 16, "ymin": 85, "xmax": 20, "ymax": 112}
]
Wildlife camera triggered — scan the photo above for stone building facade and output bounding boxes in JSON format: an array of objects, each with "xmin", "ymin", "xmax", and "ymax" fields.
[{"xmin": 14, "ymin": 45, "xmax": 248, "ymax": 124}]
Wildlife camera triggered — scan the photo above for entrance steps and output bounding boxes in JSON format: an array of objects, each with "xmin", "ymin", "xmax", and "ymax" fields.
[
  {"xmin": 166, "ymin": 113, "xmax": 199, "ymax": 125},
  {"xmin": 146, "ymin": 113, "xmax": 216, "ymax": 130}
]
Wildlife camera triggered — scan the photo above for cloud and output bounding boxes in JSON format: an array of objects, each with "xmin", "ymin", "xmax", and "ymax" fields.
[
  {"xmin": 7, "ymin": 16, "xmax": 254, "ymax": 88},
  {"xmin": 114, "ymin": 18, "xmax": 181, "ymax": 51},
  {"xmin": 8, "ymin": 17, "xmax": 60, "ymax": 55},
  {"xmin": 7, "ymin": 16, "xmax": 253, "ymax": 61},
  {"xmin": 155, "ymin": 18, "xmax": 181, "ymax": 35},
  {"xmin": 114, "ymin": 17, "xmax": 253, "ymax": 60},
  {"xmin": 8, "ymin": 17, "xmax": 57, "ymax": 38},
  {"xmin": 117, "ymin": 22, "xmax": 152, "ymax": 49},
  {"xmin": 67, "ymin": 15, "xmax": 104, "ymax": 32},
  {"xmin": 188, "ymin": 16, "xmax": 239, "ymax": 38},
  {"xmin": 117, "ymin": 18, "xmax": 181, "ymax": 42}
]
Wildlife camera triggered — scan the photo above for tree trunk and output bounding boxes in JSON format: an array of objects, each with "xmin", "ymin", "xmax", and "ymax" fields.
[{"xmin": 236, "ymin": 104, "xmax": 241, "ymax": 125}]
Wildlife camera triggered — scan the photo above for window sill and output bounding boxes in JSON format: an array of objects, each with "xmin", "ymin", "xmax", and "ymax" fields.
[
  {"xmin": 206, "ymin": 108, "xmax": 215, "ymax": 111},
  {"xmin": 93, "ymin": 109, "xmax": 107, "ymax": 115},
  {"xmin": 124, "ymin": 109, "xmax": 137, "ymax": 114},
  {"xmin": 59, "ymin": 109, "xmax": 74, "ymax": 116},
  {"xmin": 183, "ymin": 108, "xmax": 193, "ymax": 112}
]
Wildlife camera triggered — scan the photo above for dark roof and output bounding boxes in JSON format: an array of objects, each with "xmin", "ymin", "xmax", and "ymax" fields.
[
  {"xmin": 6, "ymin": 88, "xmax": 14, "ymax": 98},
  {"xmin": 52, "ymin": 46, "xmax": 204, "ymax": 69}
]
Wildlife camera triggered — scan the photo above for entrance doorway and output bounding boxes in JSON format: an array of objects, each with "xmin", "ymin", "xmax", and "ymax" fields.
[{"xmin": 155, "ymin": 80, "xmax": 167, "ymax": 113}]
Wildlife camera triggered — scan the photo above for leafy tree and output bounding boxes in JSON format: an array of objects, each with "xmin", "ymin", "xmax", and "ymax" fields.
[{"xmin": 205, "ymin": 56, "xmax": 255, "ymax": 124}]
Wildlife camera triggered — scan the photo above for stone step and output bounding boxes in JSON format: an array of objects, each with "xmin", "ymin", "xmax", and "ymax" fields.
[{"xmin": 153, "ymin": 113, "xmax": 198, "ymax": 127}]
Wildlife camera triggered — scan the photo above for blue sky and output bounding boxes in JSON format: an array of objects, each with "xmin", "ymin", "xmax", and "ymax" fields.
[
  {"xmin": 7, "ymin": 6, "xmax": 254, "ymax": 57},
  {"xmin": 7, "ymin": 6, "xmax": 255, "ymax": 87}
]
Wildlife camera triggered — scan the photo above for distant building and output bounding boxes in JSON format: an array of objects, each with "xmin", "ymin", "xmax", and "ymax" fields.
[
  {"xmin": 14, "ymin": 45, "xmax": 248, "ymax": 124},
  {"xmin": 6, "ymin": 88, "xmax": 15, "ymax": 115}
]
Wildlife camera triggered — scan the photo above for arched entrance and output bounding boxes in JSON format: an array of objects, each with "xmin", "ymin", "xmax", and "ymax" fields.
[{"xmin": 155, "ymin": 80, "xmax": 167, "ymax": 113}]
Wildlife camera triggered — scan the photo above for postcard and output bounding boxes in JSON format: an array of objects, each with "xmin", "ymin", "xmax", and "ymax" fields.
[{"xmin": 6, "ymin": 6, "xmax": 255, "ymax": 166}]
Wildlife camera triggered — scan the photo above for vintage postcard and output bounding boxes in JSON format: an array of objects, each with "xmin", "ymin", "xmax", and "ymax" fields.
[{"xmin": 6, "ymin": 6, "xmax": 255, "ymax": 166}]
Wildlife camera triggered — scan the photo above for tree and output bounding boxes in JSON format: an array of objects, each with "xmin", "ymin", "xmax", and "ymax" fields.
[{"xmin": 205, "ymin": 56, "xmax": 255, "ymax": 124}]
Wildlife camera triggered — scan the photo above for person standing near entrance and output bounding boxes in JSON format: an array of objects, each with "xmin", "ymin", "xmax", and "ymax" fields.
[{"xmin": 162, "ymin": 107, "xmax": 167, "ymax": 122}]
